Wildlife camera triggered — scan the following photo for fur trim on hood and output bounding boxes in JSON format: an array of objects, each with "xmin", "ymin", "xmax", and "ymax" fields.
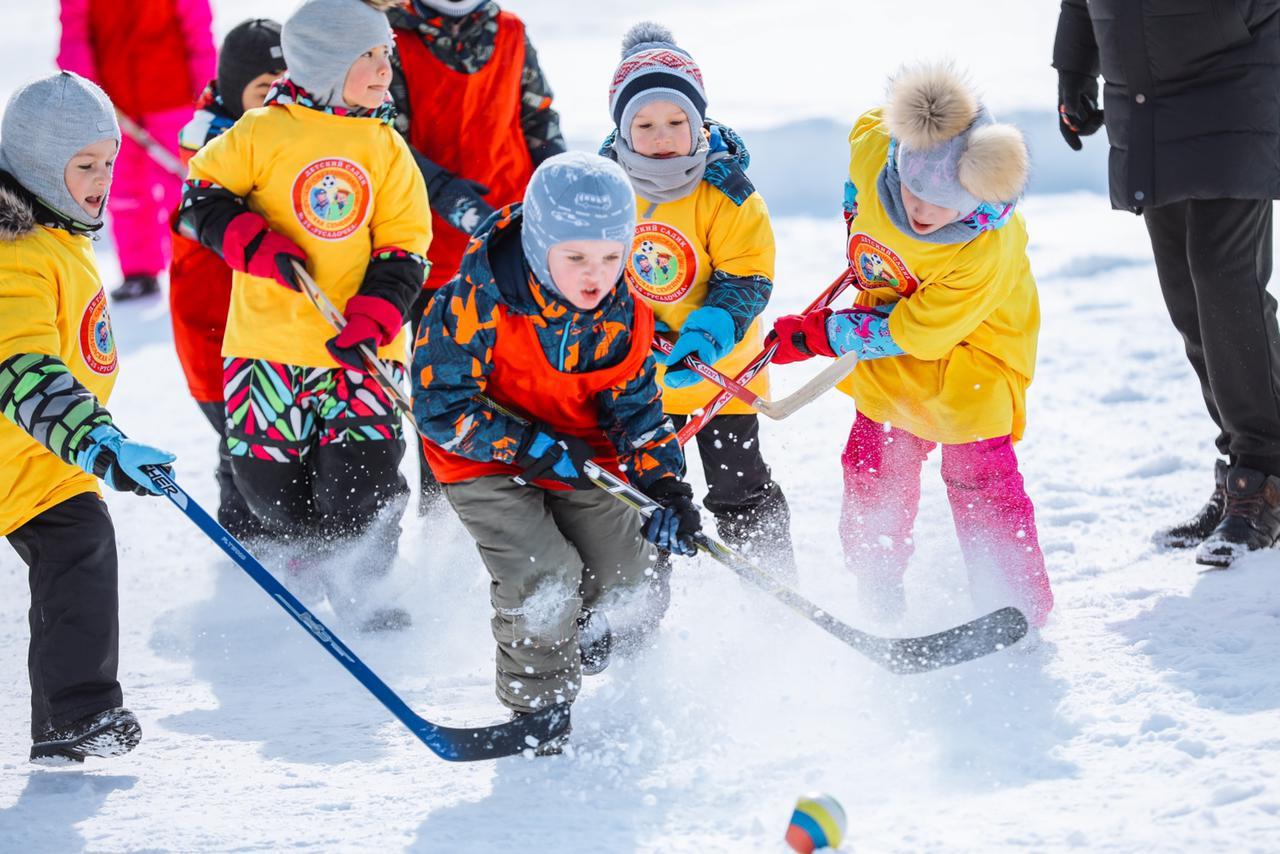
[
  {"xmin": 885, "ymin": 64, "xmax": 977, "ymax": 150},
  {"xmin": 0, "ymin": 179, "xmax": 37, "ymax": 242}
]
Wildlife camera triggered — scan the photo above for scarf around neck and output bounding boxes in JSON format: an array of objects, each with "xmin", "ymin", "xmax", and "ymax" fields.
[{"xmin": 611, "ymin": 132, "xmax": 713, "ymax": 207}]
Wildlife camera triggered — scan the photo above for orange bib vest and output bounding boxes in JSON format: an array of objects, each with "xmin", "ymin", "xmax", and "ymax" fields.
[
  {"xmin": 396, "ymin": 11, "xmax": 535, "ymax": 293},
  {"xmin": 422, "ymin": 296, "xmax": 656, "ymax": 489}
]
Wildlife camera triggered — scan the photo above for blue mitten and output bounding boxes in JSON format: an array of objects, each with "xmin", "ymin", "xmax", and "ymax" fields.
[
  {"xmin": 76, "ymin": 424, "xmax": 177, "ymax": 496},
  {"xmin": 825, "ymin": 303, "xmax": 906, "ymax": 361},
  {"xmin": 662, "ymin": 306, "xmax": 735, "ymax": 389}
]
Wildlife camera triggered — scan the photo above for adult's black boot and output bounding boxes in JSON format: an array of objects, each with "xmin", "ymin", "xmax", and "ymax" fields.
[
  {"xmin": 1153, "ymin": 460, "xmax": 1227, "ymax": 549},
  {"xmin": 1196, "ymin": 466, "xmax": 1280, "ymax": 567}
]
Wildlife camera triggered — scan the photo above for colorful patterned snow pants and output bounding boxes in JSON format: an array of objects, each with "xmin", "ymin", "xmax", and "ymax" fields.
[
  {"xmin": 840, "ymin": 412, "xmax": 1054, "ymax": 626},
  {"xmin": 221, "ymin": 357, "xmax": 409, "ymax": 551}
]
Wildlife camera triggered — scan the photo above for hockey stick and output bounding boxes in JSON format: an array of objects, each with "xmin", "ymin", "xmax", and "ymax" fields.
[
  {"xmin": 139, "ymin": 465, "xmax": 569, "ymax": 760},
  {"xmin": 676, "ymin": 267, "xmax": 857, "ymax": 445},
  {"xmin": 652, "ymin": 334, "xmax": 858, "ymax": 420},
  {"xmin": 116, "ymin": 110, "xmax": 187, "ymax": 180},
  {"xmin": 293, "ymin": 265, "xmax": 1029, "ymax": 673}
]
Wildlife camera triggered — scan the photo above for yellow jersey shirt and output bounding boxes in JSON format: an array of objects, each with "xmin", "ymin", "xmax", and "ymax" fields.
[
  {"xmin": 624, "ymin": 180, "xmax": 775, "ymax": 415},
  {"xmin": 838, "ymin": 110, "xmax": 1039, "ymax": 444},
  {"xmin": 0, "ymin": 223, "xmax": 116, "ymax": 536},
  {"xmin": 187, "ymin": 104, "xmax": 431, "ymax": 369}
]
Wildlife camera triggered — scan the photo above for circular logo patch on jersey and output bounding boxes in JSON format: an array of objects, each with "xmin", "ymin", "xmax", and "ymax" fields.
[
  {"xmin": 847, "ymin": 232, "xmax": 919, "ymax": 297},
  {"xmin": 625, "ymin": 222, "xmax": 698, "ymax": 303},
  {"xmin": 291, "ymin": 158, "xmax": 372, "ymax": 240},
  {"xmin": 79, "ymin": 289, "xmax": 116, "ymax": 375}
]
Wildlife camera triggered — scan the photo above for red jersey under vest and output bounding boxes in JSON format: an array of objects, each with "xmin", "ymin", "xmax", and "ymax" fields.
[{"xmin": 395, "ymin": 11, "xmax": 535, "ymax": 292}]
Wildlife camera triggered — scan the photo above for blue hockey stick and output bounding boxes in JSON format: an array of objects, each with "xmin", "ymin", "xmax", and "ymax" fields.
[{"xmin": 139, "ymin": 465, "xmax": 569, "ymax": 761}]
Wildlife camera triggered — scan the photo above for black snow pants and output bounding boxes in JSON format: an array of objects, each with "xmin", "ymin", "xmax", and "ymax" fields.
[
  {"xmin": 196, "ymin": 401, "xmax": 263, "ymax": 540},
  {"xmin": 1143, "ymin": 198, "xmax": 1280, "ymax": 475},
  {"xmin": 8, "ymin": 493, "xmax": 122, "ymax": 740}
]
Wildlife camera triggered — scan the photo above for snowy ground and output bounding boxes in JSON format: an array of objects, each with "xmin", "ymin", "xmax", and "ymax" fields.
[
  {"xmin": 3, "ymin": 2, "xmax": 1280, "ymax": 852},
  {"xmin": 2, "ymin": 196, "xmax": 1279, "ymax": 852}
]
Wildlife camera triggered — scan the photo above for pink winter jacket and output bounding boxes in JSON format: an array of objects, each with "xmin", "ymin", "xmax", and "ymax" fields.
[{"xmin": 58, "ymin": 0, "xmax": 215, "ymax": 117}]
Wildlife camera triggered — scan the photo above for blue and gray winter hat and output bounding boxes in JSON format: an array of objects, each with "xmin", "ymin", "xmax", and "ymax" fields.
[
  {"xmin": 520, "ymin": 151, "xmax": 637, "ymax": 292},
  {"xmin": 609, "ymin": 22, "xmax": 707, "ymax": 152},
  {"xmin": 0, "ymin": 72, "xmax": 120, "ymax": 229},
  {"xmin": 282, "ymin": 0, "xmax": 394, "ymax": 107}
]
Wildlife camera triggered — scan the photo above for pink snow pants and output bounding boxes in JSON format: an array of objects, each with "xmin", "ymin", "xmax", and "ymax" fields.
[
  {"xmin": 109, "ymin": 106, "xmax": 188, "ymax": 278},
  {"xmin": 839, "ymin": 412, "xmax": 1054, "ymax": 627}
]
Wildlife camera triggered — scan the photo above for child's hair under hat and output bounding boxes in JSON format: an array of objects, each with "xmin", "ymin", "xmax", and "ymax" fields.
[{"xmin": 885, "ymin": 63, "xmax": 1029, "ymax": 214}]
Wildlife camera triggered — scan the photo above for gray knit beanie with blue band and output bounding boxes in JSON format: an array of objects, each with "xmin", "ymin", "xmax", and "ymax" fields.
[
  {"xmin": 609, "ymin": 23, "xmax": 707, "ymax": 153},
  {"xmin": 0, "ymin": 72, "xmax": 120, "ymax": 229},
  {"xmin": 520, "ymin": 151, "xmax": 637, "ymax": 294},
  {"xmin": 282, "ymin": 0, "xmax": 394, "ymax": 107}
]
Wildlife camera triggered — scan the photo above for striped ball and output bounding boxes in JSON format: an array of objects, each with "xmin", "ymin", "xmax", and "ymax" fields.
[{"xmin": 785, "ymin": 794, "xmax": 847, "ymax": 853}]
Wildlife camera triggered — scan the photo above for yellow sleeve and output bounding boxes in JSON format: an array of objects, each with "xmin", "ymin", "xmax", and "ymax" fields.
[
  {"xmin": 888, "ymin": 242, "xmax": 1016, "ymax": 361},
  {"xmin": 706, "ymin": 190, "xmax": 775, "ymax": 280},
  {"xmin": 369, "ymin": 130, "xmax": 432, "ymax": 257},
  {"xmin": 186, "ymin": 115, "xmax": 257, "ymax": 195},
  {"xmin": 848, "ymin": 108, "xmax": 889, "ymax": 189},
  {"xmin": 0, "ymin": 271, "xmax": 60, "ymax": 362}
]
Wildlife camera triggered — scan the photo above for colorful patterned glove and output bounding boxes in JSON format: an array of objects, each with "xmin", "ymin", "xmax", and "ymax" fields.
[{"xmin": 515, "ymin": 426, "xmax": 598, "ymax": 489}]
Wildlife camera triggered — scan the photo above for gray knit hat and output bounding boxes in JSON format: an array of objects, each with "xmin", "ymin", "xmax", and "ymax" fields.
[
  {"xmin": 0, "ymin": 72, "xmax": 120, "ymax": 229},
  {"xmin": 609, "ymin": 22, "xmax": 707, "ymax": 152},
  {"xmin": 282, "ymin": 0, "xmax": 394, "ymax": 107},
  {"xmin": 520, "ymin": 151, "xmax": 637, "ymax": 294}
]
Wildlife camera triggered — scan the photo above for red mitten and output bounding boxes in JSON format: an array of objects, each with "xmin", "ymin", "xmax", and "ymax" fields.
[
  {"xmin": 222, "ymin": 212, "xmax": 307, "ymax": 290},
  {"xmin": 770, "ymin": 308, "xmax": 835, "ymax": 364},
  {"xmin": 325, "ymin": 295, "xmax": 404, "ymax": 370}
]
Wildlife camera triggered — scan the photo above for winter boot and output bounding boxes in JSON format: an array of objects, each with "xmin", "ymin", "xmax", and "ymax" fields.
[
  {"xmin": 359, "ymin": 607, "xmax": 413, "ymax": 632},
  {"xmin": 110, "ymin": 274, "xmax": 159, "ymax": 301},
  {"xmin": 31, "ymin": 707, "xmax": 141, "ymax": 764},
  {"xmin": 1196, "ymin": 466, "xmax": 1280, "ymax": 567},
  {"xmin": 578, "ymin": 610, "xmax": 613, "ymax": 676},
  {"xmin": 712, "ymin": 481, "xmax": 797, "ymax": 581},
  {"xmin": 1154, "ymin": 460, "xmax": 1228, "ymax": 549},
  {"xmin": 512, "ymin": 708, "xmax": 572, "ymax": 757}
]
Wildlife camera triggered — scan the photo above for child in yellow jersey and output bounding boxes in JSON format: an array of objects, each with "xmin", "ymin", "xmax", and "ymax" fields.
[
  {"xmin": 602, "ymin": 23, "xmax": 794, "ymax": 577},
  {"xmin": 771, "ymin": 64, "xmax": 1054, "ymax": 627},
  {"xmin": 0, "ymin": 73, "xmax": 176, "ymax": 762},
  {"xmin": 179, "ymin": 0, "xmax": 431, "ymax": 632}
]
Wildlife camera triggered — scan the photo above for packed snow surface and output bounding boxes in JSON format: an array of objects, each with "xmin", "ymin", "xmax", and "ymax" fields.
[{"xmin": 1, "ymin": 2, "xmax": 1278, "ymax": 852}]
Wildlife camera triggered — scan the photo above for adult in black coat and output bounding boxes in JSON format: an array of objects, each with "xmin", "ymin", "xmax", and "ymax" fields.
[{"xmin": 1054, "ymin": 0, "xmax": 1280, "ymax": 567}]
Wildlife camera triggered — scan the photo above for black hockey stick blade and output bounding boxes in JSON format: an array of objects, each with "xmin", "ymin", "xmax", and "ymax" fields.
[{"xmin": 853, "ymin": 606, "xmax": 1030, "ymax": 675}]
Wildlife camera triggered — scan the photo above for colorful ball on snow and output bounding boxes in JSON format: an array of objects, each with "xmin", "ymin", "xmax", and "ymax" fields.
[{"xmin": 785, "ymin": 793, "xmax": 847, "ymax": 853}]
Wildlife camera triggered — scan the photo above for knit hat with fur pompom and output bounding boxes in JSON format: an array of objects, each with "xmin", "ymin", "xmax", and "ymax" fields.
[
  {"xmin": 886, "ymin": 63, "xmax": 1029, "ymax": 213},
  {"xmin": 608, "ymin": 22, "xmax": 707, "ymax": 152}
]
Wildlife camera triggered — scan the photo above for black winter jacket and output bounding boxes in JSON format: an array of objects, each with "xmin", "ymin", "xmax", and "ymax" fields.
[{"xmin": 1054, "ymin": 0, "xmax": 1280, "ymax": 212}]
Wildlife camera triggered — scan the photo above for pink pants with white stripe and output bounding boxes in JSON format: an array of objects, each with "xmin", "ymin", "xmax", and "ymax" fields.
[{"xmin": 839, "ymin": 412, "xmax": 1054, "ymax": 626}]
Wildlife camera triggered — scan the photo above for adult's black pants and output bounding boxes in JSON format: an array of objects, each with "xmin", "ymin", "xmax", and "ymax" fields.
[{"xmin": 1143, "ymin": 198, "xmax": 1280, "ymax": 475}]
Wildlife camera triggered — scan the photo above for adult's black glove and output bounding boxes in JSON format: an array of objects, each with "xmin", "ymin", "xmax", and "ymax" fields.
[
  {"xmin": 642, "ymin": 477, "xmax": 702, "ymax": 557},
  {"xmin": 514, "ymin": 425, "xmax": 597, "ymax": 489},
  {"xmin": 1057, "ymin": 71, "xmax": 1104, "ymax": 151}
]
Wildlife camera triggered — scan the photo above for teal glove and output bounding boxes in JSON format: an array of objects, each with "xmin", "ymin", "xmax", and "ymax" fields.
[
  {"xmin": 662, "ymin": 306, "xmax": 735, "ymax": 389},
  {"xmin": 76, "ymin": 424, "xmax": 176, "ymax": 496}
]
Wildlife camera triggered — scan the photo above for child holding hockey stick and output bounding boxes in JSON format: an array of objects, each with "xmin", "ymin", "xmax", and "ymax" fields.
[
  {"xmin": 170, "ymin": 18, "xmax": 286, "ymax": 541},
  {"xmin": 601, "ymin": 22, "xmax": 795, "ymax": 575},
  {"xmin": 771, "ymin": 64, "xmax": 1054, "ymax": 627},
  {"xmin": 386, "ymin": 0, "xmax": 568, "ymax": 511},
  {"xmin": 180, "ymin": 0, "xmax": 431, "ymax": 632},
  {"xmin": 0, "ymin": 72, "xmax": 177, "ymax": 762},
  {"xmin": 413, "ymin": 152, "xmax": 701, "ymax": 752}
]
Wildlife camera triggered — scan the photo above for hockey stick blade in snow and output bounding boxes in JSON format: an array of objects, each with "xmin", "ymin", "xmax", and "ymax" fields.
[
  {"xmin": 652, "ymin": 335, "xmax": 858, "ymax": 420},
  {"xmin": 292, "ymin": 265, "xmax": 1028, "ymax": 672},
  {"xmin": 139, "ymin": 467, "xmax": 569, "ymax": 760}
]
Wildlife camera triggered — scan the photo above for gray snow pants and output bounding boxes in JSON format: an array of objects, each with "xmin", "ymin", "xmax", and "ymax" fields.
[{"xmin": 444, "ymin": 475, "xmax": 657, "ymax": 713}]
